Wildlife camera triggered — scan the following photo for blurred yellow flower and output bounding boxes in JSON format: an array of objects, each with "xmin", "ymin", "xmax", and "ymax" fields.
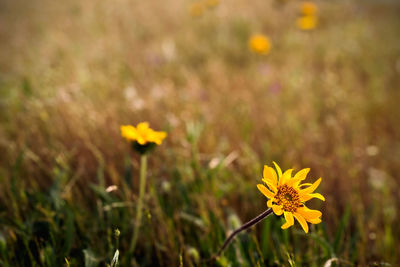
[
  {"xmin": 248, "ymin": 34, "xmax": 271, "ymax": 55},
  {"xmin": 296, "ymin": 15, "xmax": 317, "ymax": 31},
  {"xmin": 120, "ymin": 122, "xmax": 167, "ymax": 146},
  {"xmin": 189, "ymin": 2, "xmax": 205, "ymax": 17},
  {"xmin": 301, "ymin": 1, "xmax": 318, "ymax": 16},
  {"xmin": 257, "ymin": 162, "xmax": 324, "ymax": 233},
  {"xmin": 205, "ymin": 0, "xmax": 219, "ymax": 8}
]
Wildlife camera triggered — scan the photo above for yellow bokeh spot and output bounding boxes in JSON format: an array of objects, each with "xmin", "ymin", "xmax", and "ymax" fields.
[
  {"xmin": 301, "ymin": 1, "xmax": 318, "ymax": 16},
  {"xmin": 296, "ymin": 15, "xmax": 317, "ymax": 31},
  {"xmin": 205, "ymin": 0, "xmax": 219, "ymax": 8},
  {"xmin": 248, "ymin": 34, "xmax": 271, "ymax": 55},
  {"xmin": 189, "ymin": 2, "xmax": 205, "ymax": 17}
]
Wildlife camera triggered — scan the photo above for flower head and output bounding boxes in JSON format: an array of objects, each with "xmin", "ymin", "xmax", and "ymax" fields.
[
  {"xmin": 248, "ymin": 34, "xmax": 271, "ymax": 55},
  {"xmin": 189, "ymin": 2, "xmax": 205, "ymax": 17},
  {"xmin": 296, "ymin": 15, "xmax": 317, "ymax": 31},
  {"xmin": 121, "ymin": 122, "xmax": 167, "ymax": 153},
  {"xmin": 205, "ymin": 0, "xmax": 219, "ymax": 8},
  {"xmin": 257, "ymin": 162, "xmax": 324, "ymax": 233},
  {"xmin": 301, "ymin": 1, "xmax": 318, "ymax": 16}
]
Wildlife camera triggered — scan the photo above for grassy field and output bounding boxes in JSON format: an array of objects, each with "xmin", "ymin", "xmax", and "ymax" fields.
[{"xmin": 1, "ymin": 0, "xmax": 400, "ymax": 266}]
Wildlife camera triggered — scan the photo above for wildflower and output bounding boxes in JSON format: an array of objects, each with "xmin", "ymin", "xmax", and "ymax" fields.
[
  {"xmin": 257, "ymin": 162, "xmax": 324, "ymax": 233},
  {"xmin": 121, "ymin": 122, "xmax": 166, "ymax": 146},
  {"xmin": 189, "ymin": 2, "xmax": 205, "ymax": 17},
  {"xmin": 121, "ymin": 122, "xmax": 166, "ymax": 154},
  {"xmin": 296, "ymin": 15, "xmax": 318, "ymax": 31},
  {"xmin": 248, "ymin": 34, "xmax": 271, "ymax": 55},
  {"xmin": 209, "ymin": 161, "xmax": 325, "ymax": 261},
  {"xmin": 301, "ymin": 1, "xmax": 318, "ymax": 16},
  {"xmin": 205, "ymin": 0, "xmax": 219, "ymax": 8},
  {"xmin": 122, "ymin": 122, "xmax": 167, "ymax": 255}
]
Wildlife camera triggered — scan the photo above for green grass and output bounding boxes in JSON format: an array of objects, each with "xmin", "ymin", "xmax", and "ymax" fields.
[{"xmin": 1, "ymin": 0, "xmax": 400, "ymax": 266}]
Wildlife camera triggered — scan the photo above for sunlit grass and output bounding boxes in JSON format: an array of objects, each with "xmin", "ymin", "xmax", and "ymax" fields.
[{"xmin": 0, "ymin": 0, "xmax": 399, "ymax": 266}]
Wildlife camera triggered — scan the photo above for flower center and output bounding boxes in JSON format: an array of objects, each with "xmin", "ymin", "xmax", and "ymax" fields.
[
  {"xmin": 284, "ymin": 193, "xmax": 293, "ymax": 201},
  {"xmin": 275, "ymin": 184, "xmax": 302, "ymax": 212}
]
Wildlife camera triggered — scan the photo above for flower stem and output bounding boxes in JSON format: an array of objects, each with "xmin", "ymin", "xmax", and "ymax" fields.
[
  {"xmin": 208, "ymin": 208, "xmax": 273, "ymax": 261},
  {"xmin": 129, "ymin": 154, "xmax": 148, "ymax": 255}
]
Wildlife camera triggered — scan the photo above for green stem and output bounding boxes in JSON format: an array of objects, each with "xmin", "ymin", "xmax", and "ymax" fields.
[
  {"xmin": 206, "ymin": 208, "xmax": 273, "ymax": 262},
  {"xmin": 129, "ymin": 154, "xmax": 148, "ymax": 255}
]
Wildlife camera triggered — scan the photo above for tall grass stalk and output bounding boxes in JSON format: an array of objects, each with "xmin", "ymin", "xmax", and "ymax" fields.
[{"xmin": 129, "ymin": 154, "xmax": 148, "ymax": 255}]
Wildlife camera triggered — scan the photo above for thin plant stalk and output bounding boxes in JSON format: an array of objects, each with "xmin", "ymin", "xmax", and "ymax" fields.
[
  {"xmin": 208, "ymin": 208, "xmax": 273, "ymax": 262},
  {"xmin": 129, "ymin": 154, "xmax": 148, "ymax": 255}
]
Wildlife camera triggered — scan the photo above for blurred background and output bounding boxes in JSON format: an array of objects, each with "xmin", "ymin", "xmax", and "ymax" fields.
[{"xmin": 1, "ymin": 0, "xmax": 400, "ymax": 266}]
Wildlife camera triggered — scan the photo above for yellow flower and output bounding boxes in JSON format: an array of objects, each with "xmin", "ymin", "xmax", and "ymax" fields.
[
  {"xmin": 120, "ymin": 122, "xmax": 167, "ymax": 146},
  {"xmin": 205, "ymin": 0, "xmax": 219, "ymax": 8},
  {"xmin": 189, "ymin": 2, "xmax": 205, "ymax": 17},
  {"xmin": 257, "ymin": 162, "xmax": 325, "ymax": 233},
  {"xmin": 248, "ymin": 34, "xmax": 271, "ymax": 55},
  {"xmin": 301, "ymin": 1, "xmax": 318, "ymax": 16},
  {"xmin": 296, "ymin": 15, "xmax": 317, "ymax": 31}
]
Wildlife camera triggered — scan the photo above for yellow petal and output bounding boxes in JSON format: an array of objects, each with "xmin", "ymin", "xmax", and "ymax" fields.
[
  {"xmin": 293, "ymin": 212, "xmax": 309, "ymax": 233},
  {"xmin": 157, "ymin": 131, "xmax": 167, "ymax": 139},
  {"xmin": 279, "ymin": 169, "xmax": 293, "ymax": 186},
  {"xmin": 300, "ymin": 193, "xmax": 325, "ymax": 202},
  {"xmin": 154, "ymin": 140, "xmax": 161, "ymax": 145},
  {"xmin": 147, "ymin": 132, "xmax": 158, "ymax": 144},
  {"xmin": 120, "ymin": 125, "xmax": 138, "ymax": 141},
  {"xmin": 273, "ymin": 161, "xmax": 282, "ymax": 178},
  {"xmin": 308, "ymin": 218, "xmax": 322, "ymax": 224},
  {"xmin": 281, "ymin": 212, "xmax": 294, "ymax": 229},
  {"xmin": 286, "ymin": 177, "xmax": 302, "ymax": 187},
  {"xmin": 300, "ymin": 178, "xmax": 322, "ymax": 195},
  {"xmin": 257, "ymin": 184, "xmax": 275, "ymax": 199},
  {"xmin": 281, "ymin": 222, "xmax": 292, "ymax": 229},
  {"xmin": 151, "ymin": 133, "xmax": 164, "ymax": 144},
  {"xmin": 284, "ymin": 211, "xmax": 294, "ymax": 225},
  {"xmin": 272, "ymin": 205, "xmax": 283, "ymax": 216},
  {"xmin": 291, "ymin": 168, "xmax": 310, "ymax": 187},
  {"xmin": 267, "ymin": 199, "xmax": 273, "ymax": 207},
  {"xmin": 137, "ymin": 137, "xmax": 146, "ymax": 145},
  {"xmin": 296, "ymin": 206, "xmax": 322, "ymax": 220},
  {"xmin": 263, "ymin": 166, "xmax": 278, "ymax": 186},
  {"xmin": 137, "ymin": 122, "xmax": 150, "ymax": 131},
  {"xmin": 262, "ymin": 179, "xmax": 277, "ymax": 193},
  {"xmin": 294, "ymin": 168, "xmax": 310, "ymax": 180},
  {"xmin": 299, "ymin": 183, "xmax": 312, "ymax": 188}
]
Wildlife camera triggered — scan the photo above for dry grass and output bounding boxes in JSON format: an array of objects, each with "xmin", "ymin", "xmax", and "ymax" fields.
[{"xmin": 1, "ymin": 0, "xmax": 400, "ymax": 265}]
